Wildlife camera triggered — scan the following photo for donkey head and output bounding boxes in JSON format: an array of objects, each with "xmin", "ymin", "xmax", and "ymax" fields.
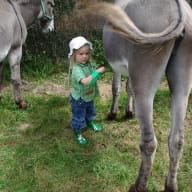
[{"xmin": 39, "ymin": 0, "xmax": 55, "ymax": 33}]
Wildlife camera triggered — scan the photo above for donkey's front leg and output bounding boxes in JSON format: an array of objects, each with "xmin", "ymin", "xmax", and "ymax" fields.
[
  {"xmin": 129, "ymin": 94, "xmax": 157, "ymax": 192},
  {"xmin": 8, "ymin": 46, "xmax": 27, "ymax": 109}
]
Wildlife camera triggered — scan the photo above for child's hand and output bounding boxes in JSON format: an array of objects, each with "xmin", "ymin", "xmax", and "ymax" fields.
[{"xmin": 96, "ymin": 67, "xmax": 105, "ymax": 74}]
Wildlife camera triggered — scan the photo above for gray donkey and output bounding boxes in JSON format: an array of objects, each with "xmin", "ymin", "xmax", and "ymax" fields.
[
  {"xmin": 78, "ymin": 0, "xmax": 192, "ymax": 191},
  {"xmin": 0, "ymin": 0, "xmax": 54, "ymax": 109}
]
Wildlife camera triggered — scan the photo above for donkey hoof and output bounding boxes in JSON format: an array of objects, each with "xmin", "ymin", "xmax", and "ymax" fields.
[
  {"xmin": 128, "ymin": 184, "xmax": 147, "ymax": 192},
  {"xmin": 19, "ymin": 101, "xmax": 27, "ymax": 109},
  {"xmin": 128, "ymin": 184, "xmax": 140, "ymax": 192},
  {"xmin": 128, "ymin": 185, "xmax": 137, "ymax": 192},
  {"xmin": 125, "ymin": 111, "xmax": 134, "ymax": 119},
  {"xmin": 107, "ymin": 112, "xmax": 117, "ymax": 121},
  {"xmin": 164, "ymin": 186, "xmax": 177, "ymax": 192},
  {"xmin": 16, "ymin": 100, "xmax": 27, "ymax": 109},
  {"xmin": 163, "ymin": 189, "xmax": 176, "ymax": 192},
  {"xmin": 164, "ymin": 178, "xmax": 177, "ymax": 192}
]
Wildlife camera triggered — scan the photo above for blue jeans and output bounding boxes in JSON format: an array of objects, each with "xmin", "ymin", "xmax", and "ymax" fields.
[{"xmin": 70, "ymin": 95, "xmax": 96, "ymax": 132}]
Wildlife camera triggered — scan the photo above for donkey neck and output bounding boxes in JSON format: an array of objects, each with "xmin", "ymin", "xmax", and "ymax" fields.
[{"xmin": 14, "ymin": 0, "xmax": 41, "ymax": 27}]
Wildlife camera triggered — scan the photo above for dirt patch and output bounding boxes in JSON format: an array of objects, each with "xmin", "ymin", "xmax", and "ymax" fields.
[
  {"xmin": 98, "ymin": 81, "xmax": 112, "ymax": 102},
  {"xmin": 31, "ymin": 80, "xmax": 71, "ymax": 97},
  {"xmin": 25, "ymin": 79, "xmax": 113, "ymax": 102},
  {"xmin": 2, "ymin": 77, "xmax": 168, "ymax": 102}
]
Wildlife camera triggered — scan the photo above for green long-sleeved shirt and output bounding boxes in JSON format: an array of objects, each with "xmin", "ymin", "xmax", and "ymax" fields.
[{"xmin": 71, "ymin": 62, "xmax": 100, "ymax": 102}]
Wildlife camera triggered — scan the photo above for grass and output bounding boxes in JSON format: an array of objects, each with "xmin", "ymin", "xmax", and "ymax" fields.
[{"xmin": 0, "ymin": 67, "xmax": 192, "ymax": 192}]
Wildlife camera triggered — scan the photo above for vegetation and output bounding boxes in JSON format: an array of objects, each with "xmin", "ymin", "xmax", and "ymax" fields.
[
  {"xmin": 24, "ymin": 0, "xmax": 110, "ymax": 63},
  {"xmin": 0, "ymin": 66, "xmax": 192, "ymax": 192}
]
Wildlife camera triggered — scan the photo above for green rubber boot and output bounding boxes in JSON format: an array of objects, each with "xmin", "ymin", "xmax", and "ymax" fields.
[
  {"xmin": 74, "ymin": 131, "xmax": 87, "ymax": 145},
  {"xmin": 87, "ymin": 121, "xmax": 102, "ymax": 132}
]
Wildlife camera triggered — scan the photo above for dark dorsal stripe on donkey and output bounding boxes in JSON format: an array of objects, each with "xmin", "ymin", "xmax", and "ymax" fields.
[
  {"xmin": 0, "ymin": 0, "xmax": 54, "ymax": 109},
  {"xmin": 78, "ymin": 0, "xmax": 192, "ymax": 192}
]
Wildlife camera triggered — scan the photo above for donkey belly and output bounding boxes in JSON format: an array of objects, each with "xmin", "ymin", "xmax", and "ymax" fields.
[
  {"xmin": 0, "ymin": 30, "xmax": 11, "ymax": 62},
  {"xmin": 109, "ymin": 59, "xmax": 128, "ymax": 76},
  {"xmin": 0, "ymin": 48, "xmax": 9, "ymax": 62},
  {"xmin": 103, "ymin": 27, "xmax": 129, "ymax": 76},
  {"xmin": 0, "ymin": 0, "xmax": 27, "ymax": 62}
]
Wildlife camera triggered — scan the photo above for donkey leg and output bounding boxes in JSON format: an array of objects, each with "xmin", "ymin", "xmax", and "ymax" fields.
[
  {"xmin": 8, "ymin": 46, "xmax": 27, "ymax": 109},
  {"xmin": 164, "ymin": 94, "xmax": 188, "ymax": 192},
  {"xmin": 128, "ymin": 93, "xmax": 158, "ymax": 192},
  {"xmin": 127, "ymin": 41, "xmax": 174, "ymax": 192},
  {"xmin": 125, "ymin": 78, "xmax": 134, "ymax": 119},
  {"xmin": 107, "ymin": 72, "xmax": 122, "ymax": 120},
  {"xmin": 164, "ymin": 74, "xmax": 191, "ymax": 192},
  {"xmin": 0, "ymin": 62, "xmax": 4, "ymax": 101},
  {"xmin": 128, "ymin": 64, "xmax": 161, "ymax": 192},
  {"xmin": 164, "ymin": 37, "xmax": 192, "ymax": 192}
]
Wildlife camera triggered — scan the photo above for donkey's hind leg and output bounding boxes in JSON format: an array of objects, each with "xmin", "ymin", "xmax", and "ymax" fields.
[
  {"xmin": 128, "ymin": 41, "xmax": 174, "ymax": 192},
  {"xmin": 107, "ymin": 72, "xmax": 122, "ymax": 120},
  {"xmin": 125, "ymin": 77, "xmax": 134, "ymax": 119},
  {"xmin": 128, "ymin": 64, "xmax": 161, "ymax": 192},
  {"xmin": 108, "ymin": 72, "xmax": 134, "ymax": 120},
  {"xmin": 164, "ymin": 36, "xmax": 192, "ymax": 192},
  {"xmin": 0, "ymin": 62, "xmax": 5, "ymax": 101},
  {"xmin": 128, "ymin": 84, "xmax": 158, "ymax": 192},
  {"xmin": 8, "ymin": 46, "xmax": 27, "ymax": 109}
]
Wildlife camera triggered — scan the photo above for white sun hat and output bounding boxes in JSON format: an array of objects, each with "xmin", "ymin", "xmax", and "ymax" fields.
[{"xmin": 68, "ymin": 36, "xmax": 93, "ymax": 58}]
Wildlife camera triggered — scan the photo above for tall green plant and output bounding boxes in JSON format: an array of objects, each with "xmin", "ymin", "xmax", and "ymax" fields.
[
  {"xmin": 91, "ymin": 39, "xmax": 109, "ymax": 68},
  {"xmin": 21, "ymin": 54, "xmax": 56, "ymax": 80}
]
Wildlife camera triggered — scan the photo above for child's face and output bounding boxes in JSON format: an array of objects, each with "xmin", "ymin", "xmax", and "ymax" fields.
[{"xmin": 75, "ymin": 45, "xmax": 91, "ymax": 65}]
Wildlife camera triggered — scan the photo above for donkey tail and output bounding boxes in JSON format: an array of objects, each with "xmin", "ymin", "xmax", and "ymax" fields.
[{"xmin": 78, "ymin": 0, "xmax": 185, "ymax": 44}]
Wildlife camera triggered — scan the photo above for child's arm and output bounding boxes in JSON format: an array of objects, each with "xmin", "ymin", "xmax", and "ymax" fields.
[{"xmin": 80, "ymin": 67, "xmax": 105, "ymax": 86}]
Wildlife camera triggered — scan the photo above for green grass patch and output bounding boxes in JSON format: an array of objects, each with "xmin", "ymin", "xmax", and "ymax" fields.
[{"xmin": 0, "ymin": 73, "xmax": 192, "ymax": 192}]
